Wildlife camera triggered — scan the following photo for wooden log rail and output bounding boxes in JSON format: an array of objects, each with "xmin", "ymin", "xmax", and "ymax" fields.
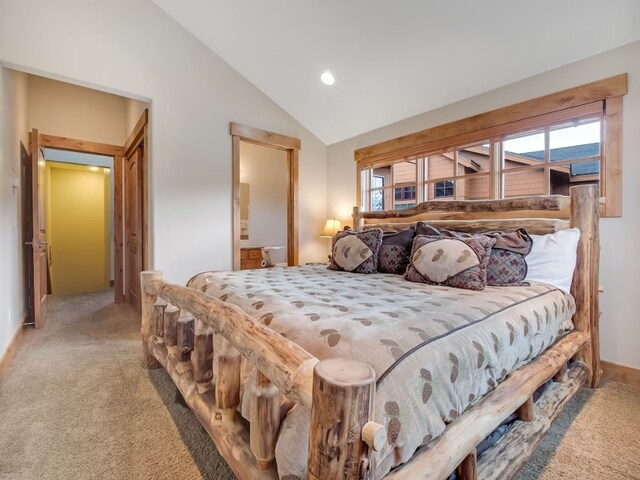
[
  {"xmin": 147, "ymin": 336, "xmax": 278, "ymax": 479},
  {"xmin": 140, "ymin": 271, "xmax": 323, "ymax": 478},
  {"xmin": 477, "ymin": 361, "xmax": 588, "ymax": 479},
  {"xmin": 361, "ymin": 218, "xmax": 570, "ymax": 235},
  {"xmin": 362, "ymin": 195, "xmax": 570, "ymax": 218},
  {"xmin": 385, "ymin": 330, "xmax": 589, "ymax": 480},
  {"xmin": 355, "ymin": 195, "xmax": 572, "ymax": 227},
  {"xmin": 142, "ymin": 274, "xmax": 318, "ymax": 408}
]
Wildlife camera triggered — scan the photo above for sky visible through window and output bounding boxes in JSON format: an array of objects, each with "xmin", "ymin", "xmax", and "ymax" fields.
[{"xmin": 503, "ymin": 121, "xmax": 600, "ymax": 153}]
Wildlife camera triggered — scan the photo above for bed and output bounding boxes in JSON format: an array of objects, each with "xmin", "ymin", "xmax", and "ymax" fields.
[{"xmin": 139, "ymin": 184, "xmax": 600, "ymax": 480}]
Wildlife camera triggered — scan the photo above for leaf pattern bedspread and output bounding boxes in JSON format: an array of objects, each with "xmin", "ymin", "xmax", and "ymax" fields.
[{"xmin": 188, "ymin": 265, "xmax": 575, "ymax": 479}]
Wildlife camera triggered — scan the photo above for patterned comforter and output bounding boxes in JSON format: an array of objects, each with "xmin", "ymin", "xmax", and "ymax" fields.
[{"xmin": 188, "ymin": 265, "xmax": 575, "ymax": 479}]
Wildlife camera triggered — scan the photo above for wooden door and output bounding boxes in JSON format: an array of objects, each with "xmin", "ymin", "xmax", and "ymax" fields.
[
  {"xmin": 20, "ymin": 142, "xmax": 35, "ymax": 324},
  {"xmin": 28, "ymin": 130, "xmax": 48, "ymax": 328},
  {"xmin": 124, "ymin": 146, "xmax": 143, "ymax": 312}
]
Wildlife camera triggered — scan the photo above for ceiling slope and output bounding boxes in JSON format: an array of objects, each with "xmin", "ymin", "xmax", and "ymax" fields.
[{"xmin": 153, "ymin": 0, "xmax": 640, "ymax": 144}]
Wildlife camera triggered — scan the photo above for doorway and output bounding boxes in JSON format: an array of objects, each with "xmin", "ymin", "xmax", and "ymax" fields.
[
  {"xmin": 230, "ymin": 123, "xmax": 300, "ymax": 271},
  {"xmin": 25, "ymin": 111, "xmax": 149, "ymax": 327},
  {"xmin": 45, "ymin": 155, "xmax": 112, "ymax": 296}
]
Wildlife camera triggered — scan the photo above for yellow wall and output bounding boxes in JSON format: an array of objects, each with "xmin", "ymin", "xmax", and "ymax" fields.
[{"xmin": 46, "ymin": 162, "xmax": 110, "ymax": 295}]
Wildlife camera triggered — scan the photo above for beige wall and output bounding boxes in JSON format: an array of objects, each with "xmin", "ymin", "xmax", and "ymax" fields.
[
  {"xmin": 0, "ymin": 0, "xmax": 328, "ymax": 287},
  {"xmin": 0, "ymin": 67, "xmax": 28, "ymax": 356},
  {"xmin": 239, "ymin": 142, "xmax": 288, "ymax": 265},
  {"xmin": 27, "ymin": 75, "xmax": 128, "ymax": 145},
  {"xmin": 125, "ymin": 98, "xmax": 149, "ymax": 136},
  {"xmin": 328, "ymin": 40, "xmax": 640, "ymax": 370},
  {"xmin": 30, "ymin": 74, "xmax": 132, "ymax": 288},
  {"xmin": 0, "ymin": 0, "xmax": 329, "ymax": 361}
]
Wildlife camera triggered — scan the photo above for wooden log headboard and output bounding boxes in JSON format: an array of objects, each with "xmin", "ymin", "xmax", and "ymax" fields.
[{"xmin": 353, "ymin": 184, "xmax": 601, "ymax": 387}]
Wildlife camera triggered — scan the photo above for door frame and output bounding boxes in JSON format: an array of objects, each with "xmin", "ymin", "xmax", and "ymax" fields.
[
  {"xmin": 122, "ymin": 109, "xmax": 150, "ymax": 308},
  {"xmin": 230, "ymin": 122, "xmax": 300, "ymax": 270},
  {"xmin": 31, "ymin": 128, "xmax": 147, "ymax": 305}
]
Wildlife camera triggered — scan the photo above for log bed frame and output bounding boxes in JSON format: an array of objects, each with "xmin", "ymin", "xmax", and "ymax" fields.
[{"xmin": 140, "ymin": 184, "xmax": 600, "ymax": 480}]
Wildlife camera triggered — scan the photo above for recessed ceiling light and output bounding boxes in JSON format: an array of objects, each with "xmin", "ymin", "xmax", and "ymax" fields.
[
  {"xmin": 320, "ymin": 71, "xmax": 335, "ymax": 86},
  {"xmin": 90, "ymin": 166, "xmax": 99, "ymax": 171}
]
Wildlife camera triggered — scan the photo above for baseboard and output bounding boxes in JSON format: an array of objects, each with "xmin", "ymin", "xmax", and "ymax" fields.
[
  {"xmin": 602, "ymin": 360, "xmax": 640, "ymax": 387},
  {"xmin": 0, "ymin": 320, "xmax": 26, "ymax": 377}
]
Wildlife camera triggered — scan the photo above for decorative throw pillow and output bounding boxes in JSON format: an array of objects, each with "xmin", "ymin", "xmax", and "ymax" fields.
[
  {"xmin": 486, "ymin": 248, "xmax": 527, "ymax": 286},
  {"xmin": 378, "ymin": 227, "xmax": 416, "ymax": 274},
  {"xmin": 405, "ymin": 234, "xmax": 495, "ymax": 290},
  {"xmin": 525, "ymin": 228, "xmax": 581, "ymax": 293},
  {"xmin": 329, "ymin": 228, "xmax": 383, "ymax": 274},
  {"xmin": 416, "ymin": 222, "xmax": 532, "ymax": 286}
]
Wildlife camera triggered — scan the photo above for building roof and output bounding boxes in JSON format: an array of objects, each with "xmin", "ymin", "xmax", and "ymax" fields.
[{"xmin": 519, "ymin": 143, "xmax": 600, "ymax": 176}]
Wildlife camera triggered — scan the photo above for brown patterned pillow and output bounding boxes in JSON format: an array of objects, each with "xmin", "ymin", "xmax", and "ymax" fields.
[
  {"xmin": 405, "ymin": 234, "xmax": 495, "ymax": 290},
  {"xmin": 378, "ymin": 227, "xmax": 416, "ymax": 274},
  {"xmin": 329, "ymin": 229, "xmax": 383, "ymax": 274},
  {"xmin": 486, "ymin": 249, "xmax": 528, "ymax": 286},
  {"xmin": 416, "ymin": 223, "xmax": 532, "ymax": 286}
]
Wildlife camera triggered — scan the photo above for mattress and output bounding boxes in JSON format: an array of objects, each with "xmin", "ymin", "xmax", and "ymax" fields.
[{"xmin": 188, "ymin": 265, "xmax": 575, "ymax": 479}]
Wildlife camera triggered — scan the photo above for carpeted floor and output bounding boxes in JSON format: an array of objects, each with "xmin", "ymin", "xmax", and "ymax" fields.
[{"xmin": 0, "ymin": 290, "xmax": 638, "ymax": 479}]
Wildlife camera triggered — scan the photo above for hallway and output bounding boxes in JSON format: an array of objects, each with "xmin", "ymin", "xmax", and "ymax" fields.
[{"xmin": 0, "ymin": 291, "xmax": 233, "ymax": 480}]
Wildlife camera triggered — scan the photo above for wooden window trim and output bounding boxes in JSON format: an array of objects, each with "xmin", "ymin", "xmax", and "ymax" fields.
[{"xmin": 355, "ymin": 74, "xmax": 627, "ymax": 217}]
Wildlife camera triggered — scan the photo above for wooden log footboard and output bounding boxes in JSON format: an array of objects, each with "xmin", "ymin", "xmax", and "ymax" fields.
[
  {"xmin": 140, "ymin": 271, "xmax": 320, "ymax": 479},
  {"xmin": 139, "ymin": 185, "xmax": 599, "ymax": 480},
  {"xmin": 147, "ymin": 335, "xmax": 279, "ymax": 479}
]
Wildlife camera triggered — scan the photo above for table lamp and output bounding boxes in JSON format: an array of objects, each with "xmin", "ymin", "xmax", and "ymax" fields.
[
  {"xmin": 320, "ymin": 217, "xmax": 342, "ymax": 238},
  {"xmin": 320, "ymin": 218, "xmax": 341, "ymax": 261}
]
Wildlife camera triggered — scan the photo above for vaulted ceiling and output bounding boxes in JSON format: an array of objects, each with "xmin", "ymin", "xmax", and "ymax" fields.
[{"xmin": 152, "ymin": 0, "xmax": 640, "ymax": 145}]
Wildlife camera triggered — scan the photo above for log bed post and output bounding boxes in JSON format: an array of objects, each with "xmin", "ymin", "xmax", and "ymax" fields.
[
  {"xmin": 216, "ymin": 337, "xmax": 242, "ymax": 422},
  {"xmin": 250, "ymin": 371, "xmax": 281, "ymax": 470},
  {"xmin": 456, "ymin": 449, "xmax": 478, "ymax": 480},
  {"xmin": 193, "ymin": 319, "xmax": 214, "ymax": 393},
  {"xmin": 141, "ymin": 271, "xmax": 162, "ymax": 369},
  {"xmin": 153, "ymin": 300, "xmax": 166, "ymax": 341},
  {"xmin": 516, "ymin": 396, "xmax": 534, "ymax": 423},
  {"xmin": 177, "ymin": 311, "xmax": 195, "ymax": 364},
  {"xmin": 308, "ymin": 359, "xmax": 376, "ymax": 480},
  {"xmin": 164, "ymin": 304, "xmax": 181, "ymax": 357},
  {"xmin": 353, "ymin": 206, "xmax": 364, "ymax": 230},
  {"xmin": 569, "ymin": 184, "xmax": 601, "ymax": 387},
  {"xmin": 553, "ymin": 363, "xmax": 568, "ymax": 383}
]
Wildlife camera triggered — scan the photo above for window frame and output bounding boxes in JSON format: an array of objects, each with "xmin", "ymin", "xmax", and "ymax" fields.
[
  {"xmin": 434, "ymin": 180, "xmax": 455, "ymax": 198},
  {"xmin": 394, "ymin": 184, "xmax": 416, "ymax": 201},
  {"xmin": 355, "ymin": 74, "xmax": 626, "ymax": 217}
]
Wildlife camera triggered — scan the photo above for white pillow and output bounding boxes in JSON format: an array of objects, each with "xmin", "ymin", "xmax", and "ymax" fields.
[{"xmin": 525, "ymin": 228, "xmax": 581, "ymax": 293}]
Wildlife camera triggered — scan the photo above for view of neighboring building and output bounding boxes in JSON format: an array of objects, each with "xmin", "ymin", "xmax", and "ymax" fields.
[{"xmin": 371, "ymin": 142, "xmax": 600, "ymax": 210}]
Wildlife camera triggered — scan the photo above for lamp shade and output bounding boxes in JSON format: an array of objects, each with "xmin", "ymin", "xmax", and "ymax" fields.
[{"xmin": 320, "ymin": 218, "xmax": 342, "ymax": 237}]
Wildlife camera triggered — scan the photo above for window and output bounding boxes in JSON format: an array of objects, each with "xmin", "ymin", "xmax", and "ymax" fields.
[
  {"xmin": 394, "ymin": 185, "xmax": 415, "ymax": 201},
  {"xmin": 361, "ymin": 160, "xmax": 417, "ymax": 211},
  {"xmin": 356, "ymin": 75, "xmax": 626, "ymax": 217},
  {"xmin": 370, "ymin": 175, "xmax": 385, "ymax": 211},
  {"xmin": 434, "ymin": 180, "xmax": 454, "ymax": 198}
]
